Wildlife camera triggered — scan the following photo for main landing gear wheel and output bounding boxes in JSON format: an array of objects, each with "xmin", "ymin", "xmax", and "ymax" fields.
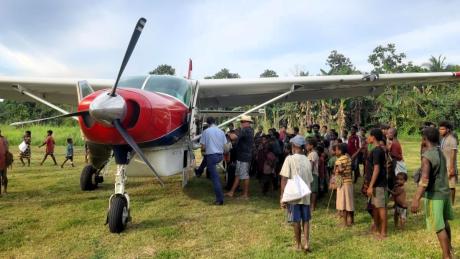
[
  {"xmin": 80, "ymin": 165, "xmax": 100, "ymax": 191},
  {"xmin": 108, "ymin": 195, "xmax": 129, "ymax": 233}
]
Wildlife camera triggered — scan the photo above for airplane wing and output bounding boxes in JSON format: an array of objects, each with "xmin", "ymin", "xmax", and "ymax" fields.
[
  {"xmin": 0, "ymin": 76, "xmax": 113, "ymax": 105},
  {"xmin": 198, "ymin": 72, "xmax": 460, "ymax": 108}
]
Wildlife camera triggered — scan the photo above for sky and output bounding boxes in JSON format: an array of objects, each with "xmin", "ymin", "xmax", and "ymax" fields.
[{"xmin": 0, "ymin": 0, "xmax": 459, "ymax": 79}]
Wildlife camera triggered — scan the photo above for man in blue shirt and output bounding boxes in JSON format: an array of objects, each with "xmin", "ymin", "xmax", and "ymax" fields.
[{"xmin": 196, "ymin": 117, "xmax": 227, "ymax": 205}]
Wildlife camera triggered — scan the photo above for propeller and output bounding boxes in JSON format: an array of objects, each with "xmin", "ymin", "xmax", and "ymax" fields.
[
  {"xmin": 110, "ymin": 17, "xmax": 146, "ymax": 97},
  {"xmin": 113, "ymin": 119, "xmax": 165, "ymax": 186},
  {"xmin": 10, "ymin": 17, "xmax": 165, "ymax": 185}
]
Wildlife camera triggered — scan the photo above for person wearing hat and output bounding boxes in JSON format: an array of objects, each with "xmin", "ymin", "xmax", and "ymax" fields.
[
  {"xmin": 225, "ymin": 115, "xmax": 254, "ymax": 199},
  {"xmin": 280, "ymin": 135, "xmax": 313, "ymax": 252}
]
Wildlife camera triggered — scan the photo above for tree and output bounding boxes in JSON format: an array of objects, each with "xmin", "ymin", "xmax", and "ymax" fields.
[
  {"xmin": 206, "ymin": 68, "xmax": 240, "ymax": 79},
  {"xmin": 260, "ymin": 69, "xmax": 278, "ymax": 78},
  {"xmin": 0, "ymin": 100, "xmax": 77, "ymax": 126},
  {"xmin": 424, "ymin": 55, "xmax": 447, "ymax": 72},
  {"xmin": 321, "ymin": 50, "xmax": 358, "ymax": 75},
  {"xmin": 149, "ymin": 64, "xmax": 176, "ymax": 75},
  {"xmin": 368, "ymin": 43, "xmax": 407, "ymax": 73}
]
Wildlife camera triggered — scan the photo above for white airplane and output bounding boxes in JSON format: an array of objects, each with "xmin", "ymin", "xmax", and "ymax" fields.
[{"xmin": 1, "ymin": 18, "xmax": 459, "ymax": 233}]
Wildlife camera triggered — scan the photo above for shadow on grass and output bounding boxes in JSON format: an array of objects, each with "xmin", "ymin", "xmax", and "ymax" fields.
[{"xmin": 183, "ymin": 174, "xmax": 280, "ymax": 210}]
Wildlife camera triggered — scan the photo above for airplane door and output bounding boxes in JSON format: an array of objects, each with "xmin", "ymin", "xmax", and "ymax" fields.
[{"xmin": 189, "ymin": 81, "xmax": 200, "ymax": 139}]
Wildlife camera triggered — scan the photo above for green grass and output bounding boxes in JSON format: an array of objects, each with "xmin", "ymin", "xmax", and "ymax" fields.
[
  {"xmin": 0, "ymin": 124, "xmax": 84, "ymax": 146},
  {"xmin": 0, "ymin": 140, "xmax": 459, "ymax": 258}
]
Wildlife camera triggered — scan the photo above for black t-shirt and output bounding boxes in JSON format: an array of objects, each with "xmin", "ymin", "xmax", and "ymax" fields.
[
  {"xmin": 235, "ymin": 127, "xmax": 254, "ymax": 162},
  {"xmin": 366, "ymin": 146, "xmax": 387, "ymax": 187}
]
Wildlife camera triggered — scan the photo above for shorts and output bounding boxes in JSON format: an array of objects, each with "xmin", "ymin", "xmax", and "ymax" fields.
[
  {"xmin": 311, "ymin": 174, "xmax": 319, "ymax": 193},
  {"xmin": 395, "ymin": 204, "xmax": 407, "ymax": 220},
  {"xmin": 448, "ymin": 175, "xmax": 458, "ymax": 189},
  {"xmin": 424, "ymin": 198, "xmax": 454, "ymax": 232},
  {"xmin": 371, "ymin": 187, "xmax": 387, "ymax": 208},
  {"xmin": 235, "ymin": 161, "xmax": 250, "ymax": 180},
  {"xmin": 66, "ymin": 155, "xmax": 73, "ymax": 160},
  {"xmin": 287, "ymin": 204, "xmax": 311, "ymax": 223}
]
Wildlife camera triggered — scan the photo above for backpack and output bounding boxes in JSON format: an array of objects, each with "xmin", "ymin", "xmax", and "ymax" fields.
[{"xmin": 5, "ymin": 151, "xmax": 14, "ymax": 168}]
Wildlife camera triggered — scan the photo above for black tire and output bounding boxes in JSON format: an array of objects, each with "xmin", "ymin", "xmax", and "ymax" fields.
[
  {"xmin": 108, "ymin": 195, "xmax": 129, "ymax": 233},
  {"xmin": 80, "ymin": 165, "xmax": 97, "ymax": 191}
]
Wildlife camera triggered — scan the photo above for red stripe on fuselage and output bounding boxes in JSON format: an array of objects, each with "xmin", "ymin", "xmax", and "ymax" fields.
[{"xmin": 78, "ymin": 88, "xmax": 189, "ymax": 145}]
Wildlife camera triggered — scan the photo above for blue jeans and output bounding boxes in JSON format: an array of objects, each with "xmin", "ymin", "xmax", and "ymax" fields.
[
  {"xmin": 196, "ymin": 156, "xmax": 207, "ymax": 176},
  {"xmin": 205, "ymin": 153, "xmax": 224, "ymax": 203}
]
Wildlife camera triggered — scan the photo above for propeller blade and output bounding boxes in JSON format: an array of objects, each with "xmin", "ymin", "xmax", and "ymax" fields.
[
  {"xmin": 113, "ymin": 119, "xmax": 165, "ymax": 187},
  {"xmin": 10, "ymin": 110, "xmax": 89, "ymax": 126},
  {"xmin": 110, "ymin": 17, "xmax": 147, "ymax": 97}
]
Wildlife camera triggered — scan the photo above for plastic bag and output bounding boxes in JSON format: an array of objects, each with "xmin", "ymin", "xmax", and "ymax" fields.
[
  {"xmin": 19, "ymin": 141, "xmax": 27, "ymax": 153},
  {"xmin": 281, "ymin": 175, "xmax": 311, "ymax": 203}
]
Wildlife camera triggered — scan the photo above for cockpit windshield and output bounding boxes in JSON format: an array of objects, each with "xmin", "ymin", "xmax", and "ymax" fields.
[
  {"xmin": 118, "ymin": 75, "xmax": 191, "ymax": 106},
  {"xmin": 144, "ymin": 75, "xmax": 191, "ymax": 105},
  {"xmin": 118, "ymin": 75, "xmax": 148, "ymax": 89}
]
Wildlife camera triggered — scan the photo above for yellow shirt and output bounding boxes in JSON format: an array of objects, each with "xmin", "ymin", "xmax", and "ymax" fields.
[{"xmin": 335, "ymin": 154, "xmax": 352, "ymax": 184}]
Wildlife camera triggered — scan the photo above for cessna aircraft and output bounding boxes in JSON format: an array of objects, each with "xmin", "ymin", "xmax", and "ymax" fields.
[{"xmin": 1, "ymin": 18, "xmax": 459, "ymax": 233}]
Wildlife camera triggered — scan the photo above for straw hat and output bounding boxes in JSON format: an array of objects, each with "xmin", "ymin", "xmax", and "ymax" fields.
[{"xmin": 239, "ymin": 115, "xmax": 253, "ymax": 123}]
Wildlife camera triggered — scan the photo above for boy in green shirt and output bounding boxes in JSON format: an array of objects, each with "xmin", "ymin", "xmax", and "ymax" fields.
[{"xmin": 411, "ymin": 127, "xmax": 454, "ymax": 259}]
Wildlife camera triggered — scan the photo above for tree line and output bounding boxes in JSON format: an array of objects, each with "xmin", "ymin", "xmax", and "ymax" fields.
[{"xmin": 1, "ymin": 43, "xmax": 459, "ymax": 134}]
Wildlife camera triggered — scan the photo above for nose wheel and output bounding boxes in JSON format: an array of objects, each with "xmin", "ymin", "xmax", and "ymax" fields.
[{"xmin": 107, "ymin": 194, "xmax": 130, "ymax": 233}]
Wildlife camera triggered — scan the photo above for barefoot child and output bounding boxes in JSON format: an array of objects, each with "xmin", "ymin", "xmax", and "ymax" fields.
[
  {"xmin": 280, "ymin": 136, "xmax": 313, "ymax": 252},
  {"xmin": 335, "ymin": 143, "xmax": 354, "ymax": 226},
  {"xmin": 389, "ymin": 172, "xmax": 407, "ymax": 229},
  {"xmin": 39, "ymin": 130, "xmax": 57, "ymax": 166},
  {"xmin": 19, "ymin": 130, "xmax": 31, "ymax": 167},
  {"xmin": 61, "ymin": 138, "xmax": 74, "ymax": 168}
]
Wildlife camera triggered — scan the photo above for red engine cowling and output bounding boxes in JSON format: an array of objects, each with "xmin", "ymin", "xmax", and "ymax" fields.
[{"xmin": 78, "ymin": 88, "xmax": 189, "ymax": 145}]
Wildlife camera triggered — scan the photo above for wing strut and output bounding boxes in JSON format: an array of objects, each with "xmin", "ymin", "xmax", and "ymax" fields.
[
  {"xmin": 217, "ymin": 84, "xmax": 303, "ymax": 128},
  {"xmin": 11, "ymin": 84, "xmax": 78, "ymax": 121},
  {"xmin": 192, "ymin": 84, "xmax": 302, "ymax": 142}
]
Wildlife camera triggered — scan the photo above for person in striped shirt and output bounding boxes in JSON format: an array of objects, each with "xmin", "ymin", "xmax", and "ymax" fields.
[{"xmin": 334, "ymin": 143, "xmax": 354, "ymax": 227}]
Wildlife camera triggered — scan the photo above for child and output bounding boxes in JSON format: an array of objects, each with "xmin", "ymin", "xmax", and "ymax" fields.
[
  {"xmin": 61, "ymin": 138, "xmax": 74, "ymax": 168},
  {"xmin": 389, "ymin": 172, "xmax": 407, "ymax": 229},
  {"xmin": 39, "ymin": 130, "xmax": 57, "ymax": 166},
  {"xmin": 317, "ymin": 145, "xmax": 327, "ymax": 194},
  {"xmin": 19, "ymin": 130, "xmax": 31, "ymax": 167},
  {"xmin": 280, "ymin": 135, "xmax": 313, "ymax": 252},
  {"xmin": 261, "ymin": 145, "xmax": 276, "ymax": 195},
  {"xmin": 335, "ymin": 143, "xmax": 354, "ymax": 226}
]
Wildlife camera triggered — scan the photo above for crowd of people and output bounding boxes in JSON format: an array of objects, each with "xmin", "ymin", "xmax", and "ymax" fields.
[
  {"xmin": 0, "ymin": 129, "xmax": 75, "ymax": 196},
  {"xmin": 0, "ymin": 116, "xmax": 456, "ymax": 257},
  {"xmin": 197, "ymin": 116, "xmax": 456, "ymax": 257}
]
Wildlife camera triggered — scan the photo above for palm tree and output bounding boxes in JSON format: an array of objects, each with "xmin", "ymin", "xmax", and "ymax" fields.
[{"xmin": 424, "ymin": 55, "xmax": 446, "ymax": 72}]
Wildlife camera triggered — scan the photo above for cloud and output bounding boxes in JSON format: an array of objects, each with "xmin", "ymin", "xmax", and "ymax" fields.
[
  {"xmin": 0, "ymin": 43, "xmax": 73, "ymax": 76},
  {"xmin": 0, "ymin": 0, "xmax": 459, "ymax": 80}
]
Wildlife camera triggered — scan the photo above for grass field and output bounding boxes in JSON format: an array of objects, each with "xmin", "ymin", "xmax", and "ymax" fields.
[{"xmin": 0, "ymin": 140, "xmax": 459, "ymax": 258}]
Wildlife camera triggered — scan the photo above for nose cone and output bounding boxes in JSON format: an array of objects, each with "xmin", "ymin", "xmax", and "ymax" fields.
[{"xmin": 89, "ymin": 92, "xmax": 127, "ymax": 127}]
